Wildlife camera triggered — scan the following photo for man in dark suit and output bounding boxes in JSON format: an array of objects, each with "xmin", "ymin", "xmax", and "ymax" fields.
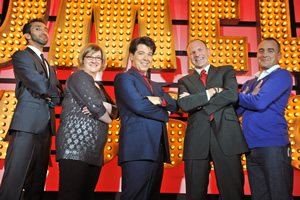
[
  {"xmin": 114, "ymin": 36, "xmax": 177, "ymax": 200},
  {"xmin": 177, "ymin": 39, "xmax": 248, "ymax": 200},
  {"xmin": 0, "ymin": 19, "xmax": 63, "ymax": 200}
]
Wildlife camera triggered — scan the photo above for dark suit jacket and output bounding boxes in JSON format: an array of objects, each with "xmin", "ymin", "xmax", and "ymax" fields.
[
  {"xmin": 9, "ymin": 47, "xmax": 63, "ymax": 135},
  {"xmin": 177, "ymin": 65, "xmax": 248, "ymax": 160},
  {"xmin": 114, "ymin": 68, "xmax": 177, "ymax": 165}
]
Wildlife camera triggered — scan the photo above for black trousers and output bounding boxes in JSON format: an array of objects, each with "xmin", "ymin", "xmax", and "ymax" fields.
[
  {"xmin": 185, "ymin": 120, "xmax": 245, "ymax": 200},
  {"xmin": 0, "ymin": 130, "xmax": 52, "ymax": 200},
  {"xmin": 57, "ymin": 159, "xmax": 102, "ymax": 200}
]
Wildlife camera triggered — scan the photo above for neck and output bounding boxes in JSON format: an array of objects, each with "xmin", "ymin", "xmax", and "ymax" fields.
[{"xmin": 29, "ymin": 42, "xmax": 44, "ymax": 52}]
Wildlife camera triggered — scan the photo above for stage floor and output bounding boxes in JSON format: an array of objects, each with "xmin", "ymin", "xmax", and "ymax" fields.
[{"xmin": 42, "ymin": 192, "xmax": 299, "ymax": 200}]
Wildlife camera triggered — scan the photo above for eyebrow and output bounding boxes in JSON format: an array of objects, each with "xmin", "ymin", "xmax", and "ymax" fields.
[
  {"xmin": 259, "ymin": 48, "xmax": 275, "ymax": 51},
  {"xmin": 33, "ymin": 25, "xmax": 48, "ymax": 29}
]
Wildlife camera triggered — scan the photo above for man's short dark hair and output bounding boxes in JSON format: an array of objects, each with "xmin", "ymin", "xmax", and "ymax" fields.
[
  {"xmin": 129, "ymin": 36, "xmax": 156, "ymax": 55},
  {"xmin": 23, "ymin": 18, "xmax": 46, "ymax": 35},
  {"xmin": 263, "ymin": 37, "xmax": 281, "ymax": 52}
]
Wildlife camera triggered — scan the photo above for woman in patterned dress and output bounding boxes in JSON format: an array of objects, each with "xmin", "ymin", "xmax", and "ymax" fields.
[{"xmin": 56, "ymin": 43, "xmax": 118, "ymax": 200}]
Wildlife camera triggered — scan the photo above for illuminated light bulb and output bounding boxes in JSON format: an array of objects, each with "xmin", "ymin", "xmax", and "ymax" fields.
[{"xmin": 293, "ymin": 67, "xmax": 298, "ymax": 72}]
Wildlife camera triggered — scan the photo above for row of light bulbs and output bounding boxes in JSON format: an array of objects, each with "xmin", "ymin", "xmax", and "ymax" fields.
[{"xmin": 0, "ymin": 0, "xmax": 298, "ymax": 71}]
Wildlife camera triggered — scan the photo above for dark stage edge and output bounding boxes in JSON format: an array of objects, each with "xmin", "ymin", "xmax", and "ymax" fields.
[{"xmin": 42, "ymin": 192, "xmax": 300, "ymax": 200}]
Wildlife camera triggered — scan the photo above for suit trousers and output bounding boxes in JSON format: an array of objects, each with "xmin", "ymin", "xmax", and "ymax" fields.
[
  {"xmin": 0, "ymin": 129, "xmax": 52, "ymax": 200},
  {"xmin": 120, "ymin": 143, "xmax": 164, "ymax": 200},
  {"xmin": 185, "ymin": 120, "xmax": 245, "ymax": 200}
]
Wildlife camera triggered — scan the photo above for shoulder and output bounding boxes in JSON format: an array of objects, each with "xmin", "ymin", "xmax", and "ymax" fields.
[
  {"xmin": 178, "ymin": 73, "xmax": 194, "ymax": 83},
  {"xmin": 68, "ymin": 70, "xmax": 93, "ymax": 82},
  {"xmin": 12, "ymin": 49, "xmax": 32, "ymax": 59},
  {"xmin": 271, "ymin": 68, "xmax": 292, "ymax": 82},
  {"xmin": 115, "ymin": 70, "xmax": 135, "ymax": 80},
  {"xmin": 214, "ymin": 65, "xmax": 234, "ymax": 71},
  {"xmin": 275, "ymin": 68, "xmax": 292, "ymax": 76}
]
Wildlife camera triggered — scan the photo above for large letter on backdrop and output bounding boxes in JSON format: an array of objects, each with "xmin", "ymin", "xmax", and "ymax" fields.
[
  {"xmin": 48, "ymin": 0, "xmax": 177, "ymax": 71},
  {"xmin": 256, "ymin": 0, "xmax": 300, "ymax": 72},
  {"xmin": 0, "ymin": 0, "xmax": 51, "ymax": 68},
  {"xmin": 188, "ymin": 0, "xmax": 248, "ymax": 71}
]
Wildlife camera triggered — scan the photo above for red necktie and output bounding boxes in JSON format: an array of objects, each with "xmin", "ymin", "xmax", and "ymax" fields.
[
  {"xmin": 200, "ymin": 70, "xmax": 213, "ymax": 120},
  {"xmin": 200, "ymin": 69, "xmax": 207, "ymax": 87}
]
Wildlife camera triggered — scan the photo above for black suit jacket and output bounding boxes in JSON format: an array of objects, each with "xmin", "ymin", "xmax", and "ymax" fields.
[
  {"xmin": 177, "ymin": 65, "xmax": 248, "ymax": 160},
  {"xmin": 9, "ymin": 47, "xmax": 63, "ymax": 135}
]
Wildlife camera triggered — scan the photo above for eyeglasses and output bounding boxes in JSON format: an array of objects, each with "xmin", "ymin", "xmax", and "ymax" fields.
[{"xmin": 85, "ymin": 56, "xmax": 102, "ymax": 62}]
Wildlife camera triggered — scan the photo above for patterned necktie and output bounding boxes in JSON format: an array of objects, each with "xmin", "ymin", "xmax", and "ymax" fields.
[
  {"xmin": 40, "ymin": 53, "xmax": 49, "ymax": 78},
  {"xmin": 200, "ymin": 69, "xmax": 207, "ymax": 87}
]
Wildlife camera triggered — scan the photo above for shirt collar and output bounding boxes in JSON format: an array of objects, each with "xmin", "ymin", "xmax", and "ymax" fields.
[
  {"xmin": 195, "ymin": 64, "xmax": 210, "ymax": 75},
  {"xmin": 255, "ymin": 65, "xmax": 280, "ymax": 81},
  {"xmin": 28, "ymin": 45, "xmax": 43, "ymax": 60},
  {"xmin": 131, "ymin": 66, "xmax": 149, "ymax": 79}
]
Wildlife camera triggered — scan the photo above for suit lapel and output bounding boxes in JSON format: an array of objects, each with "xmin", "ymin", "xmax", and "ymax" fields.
[
  {"xmin": 26, "ymin": 47, "xmax": 49, "ymax": 78},
  {"xmin": 206, "ymin": 65, "xmax": 217, "ymax": 88},
  {"xmin": 128, "ymin": 69, "xmax": 153, "ymax": 95},
  {"xmin": 187, "ymin": 70, "xmax": 206, "ymax": 92}
]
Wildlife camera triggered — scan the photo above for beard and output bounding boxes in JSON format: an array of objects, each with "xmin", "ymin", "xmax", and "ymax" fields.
[{"xmin": 30, "ymin": 33, "xmax": 48, "ymax": 46}]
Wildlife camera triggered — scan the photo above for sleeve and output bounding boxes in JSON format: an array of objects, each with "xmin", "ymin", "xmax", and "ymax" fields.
[
  {"xmin": 203, "ymin": 66, "xmax": 239, "ymax": 115},
  {"xmin": 12, "ymin": 50, "xmax": 60, "ymax": 99},
  {"xmin": 156, "ymin": 86, "xmax": 178, "ymax": 114},
  {"xmin": 177, "ymin": 78, "xmax": 209, "ymax": 113},
  {"xmin": 114, "ymin": 73, "xmax": 169, "ymax": 122},
  {"xmin": 67, "ymin": 71, "xmax": 107, "ymax": 119},
  {"xmin": 238, "ymin": 70, "xmax": 292, "ymax": 111}
]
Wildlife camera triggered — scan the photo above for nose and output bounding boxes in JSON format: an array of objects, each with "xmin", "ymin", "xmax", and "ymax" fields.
[{"xmin": 143, "ymin": 54, "xmax": 151, "ymax": 61}]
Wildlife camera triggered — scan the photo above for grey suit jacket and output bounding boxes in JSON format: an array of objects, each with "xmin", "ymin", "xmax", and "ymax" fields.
[
  {"xmin": 177, "ymin": 65, "xmax": 248, "ymax": 159},
  {"xmin": 9, "ymin": 47, "xmax": 63, "ymax": 135}
]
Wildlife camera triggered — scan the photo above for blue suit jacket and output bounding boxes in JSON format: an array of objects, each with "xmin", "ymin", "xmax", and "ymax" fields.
[{"xmin": 114, "ymin": 68, "xmax": 177, "ymax": 165}]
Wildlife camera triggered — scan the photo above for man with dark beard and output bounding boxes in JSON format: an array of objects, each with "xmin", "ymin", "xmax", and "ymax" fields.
[{"xmin": 0, "ymin": 19, "xmax": 63, "ymax": 200}]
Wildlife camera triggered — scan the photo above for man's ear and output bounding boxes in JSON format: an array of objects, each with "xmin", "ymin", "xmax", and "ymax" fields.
[
  {"xmin": 207, "ymin": 48, "xmax": 211, "ymax": 56},
  {"xmin": 129, "ymin": 53, "xmax": 133, "ymax": 61},
  {"xmin": 278, "ymin": 52, "xmax": 282, "ymax": 60},
  {"xmin": 24, "ymin": 33, "xmax": 31, "ymax": 41}
]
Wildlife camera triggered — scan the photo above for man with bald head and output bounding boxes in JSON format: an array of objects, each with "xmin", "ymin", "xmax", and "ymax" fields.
[{"xmin": 177, "ymin": 39, "xmax": 248, "ymax": 200}]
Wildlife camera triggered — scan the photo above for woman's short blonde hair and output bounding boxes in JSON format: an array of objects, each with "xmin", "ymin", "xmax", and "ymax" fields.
[{"xmin": 78, "ymin": 43, "xmax": 107, "ymax": 71}]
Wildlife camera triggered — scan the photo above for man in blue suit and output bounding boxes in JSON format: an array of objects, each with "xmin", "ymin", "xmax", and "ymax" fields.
[{"xmin": 114, "ymin": 36, "xmax": 177, "ymax": 200}]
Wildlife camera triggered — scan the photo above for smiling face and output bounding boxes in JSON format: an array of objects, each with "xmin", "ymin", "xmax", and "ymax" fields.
[
  {"xmin": 187, "ymin": 40, "xmax": 211, "ymax": 70},
  {"xmin": 257, "ymin": 39, "xmax": 282, "ymax": 71},
  {"xmin": 24, "ymin": 21, "xmax": 49, "ymax": 50},
  {"xmin": 130, "ymin": 44, "xmax": 153, "ymax": 75},
  {"xmin": 83, "ymin": 50, "xmax": 103, "ymax": 78}
]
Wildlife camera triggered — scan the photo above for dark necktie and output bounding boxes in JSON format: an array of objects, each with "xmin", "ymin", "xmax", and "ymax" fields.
[
  {"xmin": 40, "ymin": 53, "xmax": 49, "ymax": 78},
  {"xmin": 200, "ymin": 69, "xmax": 207, "ymax": 87},
  {"xmin": 200, "ymin": 69, "xmax": 213, "ymax": 120}
]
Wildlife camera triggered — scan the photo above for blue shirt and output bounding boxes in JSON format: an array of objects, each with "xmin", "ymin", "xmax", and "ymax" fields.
[{"xmin": 237, "ymin": 67, "xmax": 292, "ymax": 148}]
